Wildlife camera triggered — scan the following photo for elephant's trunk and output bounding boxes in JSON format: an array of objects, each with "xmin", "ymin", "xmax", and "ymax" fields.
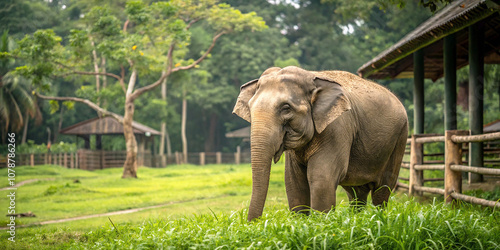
[{"xmin": 247, "ymin": 113, "xmax": 283, "ymax": 221}]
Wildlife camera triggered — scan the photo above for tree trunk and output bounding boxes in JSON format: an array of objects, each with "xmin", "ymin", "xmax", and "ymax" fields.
[
  {"xmin": 21, "ymin": 112, "xmax": 29, "ymax": 144},
  {"xmin": 160, "ymin": 123, "xmax": 166, "ymax": 155},
  {"xmin": 91, "ymin": 40, "xmax": 100, "ymax": 93},
  {"xmin": 166, "ymin": 126, "xmax": 172, "ymax": 156},
  {"xmin": 181, "ymin": 90, "xmax": 188, "ymax": 164},
  {"xmin": 122, "ymin": 99, "xmax": 138, "ymax": 178},
  {"xmin": 204, "ymin": 113, "xmax": 217, "ymax": 152},
  {"xmin": 54, "ymin": 106, "xmax": 64, "ymax": 142},
  {"xmin": 101, "ymin": 57, "xmax": 107, "ymax": 107},
  {"xmin": 159, "ymin": 70, "xmax": 167, "ymax": 155}
]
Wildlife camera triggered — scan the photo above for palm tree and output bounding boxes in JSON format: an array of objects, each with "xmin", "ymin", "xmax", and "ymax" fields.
[{"xmin": 0, "ymin": 30, "xmax": 39, "ymax": 143}]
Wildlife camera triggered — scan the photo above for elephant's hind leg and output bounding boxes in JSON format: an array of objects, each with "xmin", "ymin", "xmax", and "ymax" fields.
[
  {"xmin": 342, "ymin": 185, "xmax": 370, "ymax": 208},
  {"xmin": 372, "ymin": 125, "xmax": 408, "ymax": 207}
]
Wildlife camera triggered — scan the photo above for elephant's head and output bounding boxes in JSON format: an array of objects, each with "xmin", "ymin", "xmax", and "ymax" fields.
[{"xmin": 232, "ymin": 66, "xmax": 351, "ymax": 221}]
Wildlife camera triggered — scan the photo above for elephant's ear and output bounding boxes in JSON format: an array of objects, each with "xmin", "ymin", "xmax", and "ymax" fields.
[
  {"xmin": 233, "ymin": 79, "xmax": 259, "ymax": 123},
  {"xmin": 311, "ymin": 77, "xmax": 351, "ymax": 134}
]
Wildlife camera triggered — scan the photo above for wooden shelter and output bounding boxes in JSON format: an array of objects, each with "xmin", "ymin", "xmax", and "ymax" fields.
[
  {"xmin": 225, "ymin": 126, "xmax": 250, "ymax": 142},
  {"xmin": 60, "ymin": 116, "xmax": 161, "ymax": 169},
  {"xmin": 357, "ymin": 0, "xmax": 500, "ymax": 182}
]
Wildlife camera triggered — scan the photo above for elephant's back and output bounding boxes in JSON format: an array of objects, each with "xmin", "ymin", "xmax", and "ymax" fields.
[{"xmin": 314, "ymin": 70, "xmax": 392, "ymax": 95}]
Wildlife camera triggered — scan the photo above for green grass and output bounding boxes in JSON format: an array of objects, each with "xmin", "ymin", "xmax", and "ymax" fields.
[
  {"xmin": 0, "ymin": 163, "xmax": 297, "ymax": 227},
  {"xmin": 1, "ymin": 164, "xmax": 499, "ymax": 249}
]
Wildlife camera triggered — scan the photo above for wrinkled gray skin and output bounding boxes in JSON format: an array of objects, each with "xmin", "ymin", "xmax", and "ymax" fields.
[{"xmin": 233, "ymin": 66, "xmax": 408, "ymax": 222}]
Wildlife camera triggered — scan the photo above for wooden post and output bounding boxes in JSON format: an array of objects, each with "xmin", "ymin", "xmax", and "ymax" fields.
[
  {"xmin": 30, "ymin": 154, "xmax": 34, "ymax": 167},
  {"xmin": 161, "ymin": 154, "xmax": 166, "ymax": 167},
  {"xmin": 468, "ymin": 22, "xmax": 484, "ymax": 183},
  {"xmin": 59, "ymin": 153, "xmax": 63, "ymax": 166},
  {"xmin": 100, "ymin": 150, "xmax": 104, "ymax": 169},
  {"xmin": 235, "ymin": 146, "xmax": 241, "ymax": 165},
  {"xmin": 444, "ymin": 33, "xmax": 457, "ymax": 130},
  {"xmin": 75, "ymin": 151, "xmax": 79, "ymax": 169},
  {"xmin": 445, "ymin": 130, "xmax": 468, "ymax": 204},
  {"xmin": 200, "ymin": 152, "xmax": 205, "ymax": 166},
  {"xmin": 70, "ymin": 153, "xmax": 74, "ymax": 169},
  {"xmin": 409, "ymin": 135, "xmax": 424, "ymax": 196},
  {"xmin": 175, "ymin": 152, "xmax": 180, "ymax": 165},
  {"xmin": 216, "ymin": 152, "xmax": 222, "ymax": 165},
  {"xmin": 413, "ymin": 49, "xmax": 425, "ymax": 135},
  {"xmin": 64, "ymin": 153, "xmax": 68, "ymax": 168}
]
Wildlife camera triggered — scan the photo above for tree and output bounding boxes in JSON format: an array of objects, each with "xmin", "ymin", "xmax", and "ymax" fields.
[
  {"xmin": 12, "ymin": 0, "xmax": 266, "ymax": 178},
  {"xmin": 0, "ymin": 31, "xmax": 40, "ymax": 144}
]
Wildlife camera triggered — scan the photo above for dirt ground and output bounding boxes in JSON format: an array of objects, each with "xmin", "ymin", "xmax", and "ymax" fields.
[{"xmin": 462, "ymin": 176, "xmax": 500, "ymax": 192}]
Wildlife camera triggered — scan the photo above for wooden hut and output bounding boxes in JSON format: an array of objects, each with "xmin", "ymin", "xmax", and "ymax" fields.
[
  {"xmin": 357, "ymin": 0, "xmax": 500, "ymax": 182},
  {"xmin": 60, "ymin": 116, "xmax": 161, "ymax": 170}
]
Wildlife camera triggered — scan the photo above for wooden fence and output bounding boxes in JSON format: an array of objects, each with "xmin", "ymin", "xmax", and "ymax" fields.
[
  {"xmin": 10, "ymin": 149, "xmax": 251, "ymax": 170},
  {"xmin": 398, "ymin": 130, "xmax": 500, "ymax": 209}
]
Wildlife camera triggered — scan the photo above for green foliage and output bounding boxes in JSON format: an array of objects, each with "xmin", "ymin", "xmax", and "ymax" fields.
[
  {"xmin": 15, "ymin": 140, "xmax": 49, "ymax": 154},
  {"xmin": 0, "ymin": 30, "xmax": 37, "ymax": 136},
  {"xmin": 68, "ymin": 201, "xmax": 498, "ymax": 249},
  {"xmin": 464, "ymin": 187, "xmax": 500, "ymax": 202},
  {"xmin": 14, "ymin": 29, "xmax": 63, "ymax": 87},
  {"xmin": 274, "ymin": 57, "xmax": 300, "ymax": 68},
  {"xmin": 2, "ymin": 164, "xmax": 499, "ymax": 249},
  {"xmin": 16, "ymin": 140, "xmax": 77, "ymax": 154}
]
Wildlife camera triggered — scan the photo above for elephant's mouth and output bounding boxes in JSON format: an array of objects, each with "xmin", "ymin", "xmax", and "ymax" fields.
[{"xmin": 273, "ymin": 142, "xmax": 285, "ymax": 163}]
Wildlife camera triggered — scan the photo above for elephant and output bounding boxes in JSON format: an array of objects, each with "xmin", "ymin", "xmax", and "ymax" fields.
[{"xmin": 232, "ymin": 66, "xmax": 408, "ymax": 221}]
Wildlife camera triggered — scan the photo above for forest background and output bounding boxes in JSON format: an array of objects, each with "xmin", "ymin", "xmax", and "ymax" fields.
[{"xmin": 1, "ymin": 0, "xmax": 499, "ymax": 156}]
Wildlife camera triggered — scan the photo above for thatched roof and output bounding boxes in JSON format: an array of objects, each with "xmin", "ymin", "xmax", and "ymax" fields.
[
  {"xmin": 60, "ymin": 116, "xmax": 161, "ymax": 136},
  {"xmin": 484, "ymin": 119, "xmax": 500, "ymax": 132},
  {"xmin": 357, "ymin": 0, "xmax": 500, "ymax": 80},
  {"xmin": 225, "ymin": 126, "xmax": 250, "ymax": 138}
]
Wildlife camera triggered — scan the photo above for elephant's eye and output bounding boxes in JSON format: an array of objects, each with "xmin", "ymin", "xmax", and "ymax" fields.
[{"xmin": 280, "ymin": 103, "xmax": 292, "ymax": 114}]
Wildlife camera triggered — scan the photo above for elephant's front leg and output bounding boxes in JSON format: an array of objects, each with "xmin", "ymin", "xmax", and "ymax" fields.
[
  {"xmin": 285, "ymin": 152, "xmax": 310, "ymax": 214},
  {"xmin": 307, "ymin": 153, "xmax": 346, "ymax": 213}
]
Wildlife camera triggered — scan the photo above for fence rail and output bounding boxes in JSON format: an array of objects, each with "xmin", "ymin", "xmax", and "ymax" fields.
[
  {"xmin": 400, "ymin": 130, "xmax": 500, "ymax": 209},
  {"xmin": 4, "ymin": 149, "xmax": 251, "ymax": 170}
]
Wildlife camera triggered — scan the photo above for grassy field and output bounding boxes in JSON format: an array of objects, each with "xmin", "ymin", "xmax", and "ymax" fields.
[{"xmin": 1, "ymin": 163, "xmax": 499, "ymax": 249}]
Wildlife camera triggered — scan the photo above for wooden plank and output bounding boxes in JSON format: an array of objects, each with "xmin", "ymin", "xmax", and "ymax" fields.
[
  {"xmin": 415, "ymin": 136, "xmax": 445, "ymax": 144},
  {"xmin": 451, "ymin": 131, "xmax": 500, "ymax": 143},
  {"xmin": 424, "ymin": 178, "xmax": 444, "ymax": 182},
  {"xmin": 450, "ymin": 192, "xmax": 500, "ymax": 208},
  {"xmin": 397, "ymin": 182, "xmax": 409, "ymax": 189},
  {"xmin": 414, "ymin": 164, "xmax": 444, "ymax": 170},
  {"xmin": 413, "ymin": 185, "xmax": 445, "ymax": 195},
  {"xmin": 450, "ymin": 164, "xmax": 500, "ymax": 175}
]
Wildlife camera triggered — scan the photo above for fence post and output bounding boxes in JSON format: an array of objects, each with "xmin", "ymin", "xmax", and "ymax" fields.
[
  {"xmin": 70, "ymin": 153, "xmax": 74, "ymax": 169},
  {"xmin": 161, "ymin": 154, "xmax": 166, "ymax": 167},
  {"xmin": 64, "ymin": 153, "xmax": 68, "ymax": 168},
  {"xmin": 175, "ymin": 152, "xmax": 180, "ymax": 165},
  {"xmin": 216, "ymin": 152, "xmax": 222, "ymax": 165},
  {"xmin": 30, "ymin": 154, "xmax": 34, "ymax": 166},
  {"xmin": 75, "ymin": 151, "xmax": 79, "ymax": 169},
  {"xmin": 445, "ymin": 130, "xmax": 467, "ymax": 204},
  {"xmin": 409, "ymin": 134, "xmax": 424, "ymax": 196},
  {"xmin": 235, "ymin": 146, "xmax": 241, "ymax": 165},
  {"xmin": 200, "ymin": 152, "xmax": 205, "ymax": 166}
]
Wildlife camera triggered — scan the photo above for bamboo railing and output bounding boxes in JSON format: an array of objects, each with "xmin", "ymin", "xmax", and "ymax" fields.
[{"xmin": 399, "ymin": 130, "xmax": 500, "ymax": 208}]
